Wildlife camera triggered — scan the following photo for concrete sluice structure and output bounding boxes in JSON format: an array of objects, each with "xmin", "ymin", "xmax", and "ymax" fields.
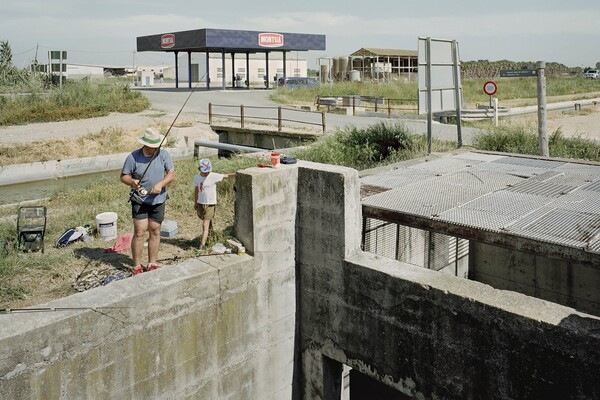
[{"xmin": 1, "ymin": 159, "xmax": 599, "ymax": 399}]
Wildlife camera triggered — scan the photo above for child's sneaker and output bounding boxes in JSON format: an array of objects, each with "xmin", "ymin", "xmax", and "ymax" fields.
[
  {"xmin": 147, "ymin": 263, "xmax": 159, "ymax": 271},
  {"xmin": 131, "ymin": 264, "xmax": 145, "ymax": 275}
]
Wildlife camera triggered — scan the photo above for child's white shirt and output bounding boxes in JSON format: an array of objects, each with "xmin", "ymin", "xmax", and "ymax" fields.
[{"xmin": 193, "ymin": 172, "xmax": 225, "ymax": 204}]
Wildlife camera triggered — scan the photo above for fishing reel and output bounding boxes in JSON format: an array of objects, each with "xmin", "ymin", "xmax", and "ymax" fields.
[{"xmin": 136, "ymin": 186, "xmax": 150, "ymax": 197}]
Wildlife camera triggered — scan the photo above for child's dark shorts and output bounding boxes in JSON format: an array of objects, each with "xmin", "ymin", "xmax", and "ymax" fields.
[{"xmin": 196, "ymin": 204, "xmax": 216, "ymax": 220}]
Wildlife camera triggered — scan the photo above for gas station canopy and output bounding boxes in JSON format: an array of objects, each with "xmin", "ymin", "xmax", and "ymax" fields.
[
  {"xmin": 137, "ymin": 28, "xmax": 326, "ymax": 53},
  {"xmin": 137, "ymin": 28, "xmax": 325, "ymax": 89}
]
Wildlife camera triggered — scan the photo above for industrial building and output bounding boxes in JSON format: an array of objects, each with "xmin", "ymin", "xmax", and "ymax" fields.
[{"xmin": 323, "ymin": 48, "xmax": 418, "ymax": 82}]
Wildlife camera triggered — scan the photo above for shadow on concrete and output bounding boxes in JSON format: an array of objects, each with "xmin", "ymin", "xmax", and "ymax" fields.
[{"xmin": 559, "ymin": 313, "xmax": 600, "ymax": 334}]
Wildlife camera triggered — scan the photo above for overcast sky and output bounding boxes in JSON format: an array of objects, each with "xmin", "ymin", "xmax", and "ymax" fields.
[{"xmin": 3, "ymin": 0, "xmax": 600, "ymax": 69}]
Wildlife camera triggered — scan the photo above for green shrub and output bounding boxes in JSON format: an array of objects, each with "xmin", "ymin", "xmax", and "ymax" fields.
[
  {"xmin": 291, "ymin": 122, "xmax": 456, "ymax": 169},
  {"xmin": 472, "ymin": 124, "xmax": 600, "ymax": 162}
]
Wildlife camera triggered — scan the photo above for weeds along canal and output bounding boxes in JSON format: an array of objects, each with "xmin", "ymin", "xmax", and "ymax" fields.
[{"xmin": 1, "ymin": 170, "xmax": 118, "ymax": 207}]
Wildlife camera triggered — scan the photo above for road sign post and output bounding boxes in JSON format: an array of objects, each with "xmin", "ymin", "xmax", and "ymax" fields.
[
  {"xmin": 537, "ymin": 61, "xmax": 549, "ymax": 157},
  {"xmin": 483, "ymin": 81, "xmax": 497, "ymax": 108},
  {"xmin": 499, "ymin": 66, "xmax": 547, "ymax": 157}
]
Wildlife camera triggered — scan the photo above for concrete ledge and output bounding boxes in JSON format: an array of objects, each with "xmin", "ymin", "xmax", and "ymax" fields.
[
  {"xmin": 0, "ymin": 147, "xmax": 197, "ymax": 186},
  {"xmin": 300, "ymin": 250, "xmax": 600, "ymax": 399},
  {"xmin": 0, "ymin": 253, "xmax": 296, "ymax": 399}
]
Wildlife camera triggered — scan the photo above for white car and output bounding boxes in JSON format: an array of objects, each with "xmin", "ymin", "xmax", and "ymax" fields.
[{"xmin": 584, "ymin": 69, "xmax": 599, "ymax": 79}]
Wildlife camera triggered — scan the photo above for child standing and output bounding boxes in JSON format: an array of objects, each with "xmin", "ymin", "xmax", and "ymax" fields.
[{"xmin": 192, "ymin": 159, "xmax": 234, "ymax": 250}]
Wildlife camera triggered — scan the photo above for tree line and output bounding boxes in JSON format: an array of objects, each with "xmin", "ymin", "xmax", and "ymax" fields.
[{"xmin": 460, "ymin": 60, "xmax": 587, "ymax": 79}]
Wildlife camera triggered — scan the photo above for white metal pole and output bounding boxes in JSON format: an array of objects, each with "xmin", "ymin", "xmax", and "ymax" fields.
[
  {"xmin": 494, "ymin": 98, "xmax": 499, "ymax": 127},
  {"xmin": 451, "ymin": 40, "xmax": 462, "ymax": 147},
  {"xmin": 426, "ymin": 37, "xmax": 432, "ymax": 154}
]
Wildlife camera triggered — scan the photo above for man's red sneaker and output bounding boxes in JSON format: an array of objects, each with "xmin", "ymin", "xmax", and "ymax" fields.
[
  {"xmin": 147, "ymin": 263, "xmax": 159, "ymax": 271},
  {"xmin": 131, "ymin": 264, "xmax": 145, "ymax": 275}
]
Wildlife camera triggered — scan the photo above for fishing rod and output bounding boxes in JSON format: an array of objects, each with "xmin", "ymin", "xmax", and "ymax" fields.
[
  {"xmin": 1, "ymin": 306, "xmax": 131, "ymax": 314},
  {"xmin": 1, "ymin": 306, "xmax": 132, "ymax": 323},
  {"xmin": 135, "ymin": 81, "xmax": 202, "ymax": 197}
]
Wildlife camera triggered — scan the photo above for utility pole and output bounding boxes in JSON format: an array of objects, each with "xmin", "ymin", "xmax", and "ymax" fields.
[
  {"xmin": 132, "ymin": 51, "xmax": 136, "ymax": 86},
  {"xmin": 537, "ymin": 61, "xmax": 548, "ymax": 157}
]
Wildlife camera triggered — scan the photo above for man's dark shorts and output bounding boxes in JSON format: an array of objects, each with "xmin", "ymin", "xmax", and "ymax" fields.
[{"xmin": 132, "ymin": 202, "xmax": 165, "ymax": 222}]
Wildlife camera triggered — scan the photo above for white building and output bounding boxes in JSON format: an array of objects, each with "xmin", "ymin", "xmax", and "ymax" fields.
[{"xmin": 174, "ymin": 52, "xmax": 308, "ymax": 87}]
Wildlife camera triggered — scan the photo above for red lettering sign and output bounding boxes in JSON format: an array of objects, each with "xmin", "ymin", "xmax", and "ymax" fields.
[
  {"xmin": 161, "ymin": 34, "xmax": 175, "ymax": 49},
  {"xmin": 258, "ymin": 33, "xmax": 284, "ymax": 48}
]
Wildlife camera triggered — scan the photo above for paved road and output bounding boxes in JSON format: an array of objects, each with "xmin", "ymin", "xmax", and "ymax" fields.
[
  {"xmin": 10, "ymin": 86, "xmax": 592, "ymax": 146},
  {"xmin": 140, "ymin": 87, "xmax": 479, "ymax": 145}
]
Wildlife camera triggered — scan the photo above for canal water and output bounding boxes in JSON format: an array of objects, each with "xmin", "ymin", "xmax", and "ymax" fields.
[{"xmin": 1, "ymin": 170, "xmax": 119, "ymax": 206}]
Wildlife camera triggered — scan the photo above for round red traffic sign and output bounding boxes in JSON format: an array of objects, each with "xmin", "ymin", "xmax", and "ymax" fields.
[{"xmin": 483, "ymin": 81, "xmax": 497, "ymax": 96}]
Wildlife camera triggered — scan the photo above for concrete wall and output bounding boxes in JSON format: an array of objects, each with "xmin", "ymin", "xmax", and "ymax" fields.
[
  {"xmin": 470, "ymin": 241, "xmax": 600, "ymax": 317},
  {"xmin": 213, "ymin": 126, "xmax": 321, "ymax": 151},
  {"xmin": 0, "ymin": 163, "xmax": 299, "ymax": 399},
  {"xmin": 290, "ymin": 165, "xmax": 600, "ymax": 400},
  {"xmin": 2, "ymin": 161, "xmax": 600, "ymax": 400}
]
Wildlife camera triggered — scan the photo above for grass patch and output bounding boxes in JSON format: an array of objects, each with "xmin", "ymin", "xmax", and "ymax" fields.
[
  {"xmin": 0, "ymin": 81, "xmax": 150, "ymax": 126},
  {"xmin": 472, "ymin": 123, "xmax": 600, "ymax": 161},
  {"xmin": 271, "ymin": 76, "xmax": 600, "ymax": 108},
  {"xmin": 290, "ymin": 121, "xmax": 456, "ymax": 170},
  {"xmin": 0, "ymin": 154, "xmax": 260, "ymax": 308}
]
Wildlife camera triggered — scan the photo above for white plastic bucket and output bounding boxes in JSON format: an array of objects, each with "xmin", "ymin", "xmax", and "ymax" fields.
[{"xmin": 96, "ymin": 212, "xmax": 117, "ymax": 241}]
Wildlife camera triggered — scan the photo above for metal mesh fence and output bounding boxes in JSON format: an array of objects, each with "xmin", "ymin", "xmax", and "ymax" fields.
[{"xmin": 363, "ymin": 217, "xmax": 469, "ymax": 277}]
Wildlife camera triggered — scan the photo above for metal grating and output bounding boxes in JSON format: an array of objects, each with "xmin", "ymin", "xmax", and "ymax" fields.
[
  {"xmin": 437, "ymin": 207, "xmax": 518, "ymax": 231},
  {"xmin": 406, "ymin": 157, "xmax": 477, "ymax": 175},
  {"xmin": 363, "ymin": 218, "xmax": 468, "ymax": 276},
  {"xmin": 452, "ymin": 152, "xmax": 506, "ymax": 163},
  {"xmin": 470, "ymin": 161, "xmax": 552, "ymax": 178},
  {"xmin": 436, "ymin": 191, "xmax": 554, "ymax": 231},
  {"xmin": 361, "ymin": 184, "xmax": 391, "ymax": 199},
  {"xmin": 529, "ymin": 170, "xmax": 591, "ymax": 188},
  {"xmin": 491, "ymin": 156, "xmax": 565, "ymax": 169},
  {"xmin": 579, "ymin": 179, "xmax": 600, "ymax": 193},
  {"xmin": 362, "ymin": 181, "xmax": 486, "ymax": 218},
  {"xmin": 361, "ymin": 152, "xmax": 600, "ymax": 253},
  {"xmin": 360, "ymin": 168, "xmax": 434, "ymax": 189},
  {"xmin": 506, "ymin": 179, "xmax": 575, "ymax": 198},
  {"xmin": 585, "ymin": 237, "xmax": 600, "ymax": 253},
  {"xmin": 524, "ymin": 209, "xmax": 600, "ymax": 242},
  {"xmin": 555, "ymin": 162, "xmax": 600, "ymax": 177},
  {"xmin": 553, "ymin": 190, "xmax": 600, "ymax": 214}
]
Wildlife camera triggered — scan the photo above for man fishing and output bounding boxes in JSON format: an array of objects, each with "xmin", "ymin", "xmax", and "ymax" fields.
[{"xmin": 120, "ymin": 127, "xmax": 175, "ymax": 275}]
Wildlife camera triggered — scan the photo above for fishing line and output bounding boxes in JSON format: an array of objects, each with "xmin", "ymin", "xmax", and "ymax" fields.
[
  {"xmin": 1, "ymin": 306, "xmax": 131, "ymax": 323},
  {"xmin": 135, "ymin": 81, "xmax": 202, "ymax": 197}
]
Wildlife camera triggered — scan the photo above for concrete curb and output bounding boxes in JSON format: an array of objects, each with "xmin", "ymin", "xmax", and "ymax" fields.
[{"xmin": 0, "ymin": 147, "xmax": 196, "ymax": 187}]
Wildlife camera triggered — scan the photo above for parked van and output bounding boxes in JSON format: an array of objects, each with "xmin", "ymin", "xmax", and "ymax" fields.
[{"xmin": 277, "ymin": 76, "xmax": 319, "ymax": 88}]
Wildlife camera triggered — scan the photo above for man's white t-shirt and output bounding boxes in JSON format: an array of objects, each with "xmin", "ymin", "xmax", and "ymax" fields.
[{"xmin": 193, "ymin": 172, "xmax": 225, "ymax": 205}]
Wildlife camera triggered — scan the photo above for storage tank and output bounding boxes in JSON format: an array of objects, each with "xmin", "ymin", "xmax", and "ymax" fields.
[
  {"xmin": 338, "ymin": 57, "xmax": 349, "ymax": 81},
  {"xmin": 332, "ymin": 58, "xmax": 340, "ymax": 80},
  {"xmin": 320, "ymin": 64, "xmax": 329, "ymax": 83},
  {"xmin": 349, "ymin": 70, "xmax": 361, "ymax": 82}
]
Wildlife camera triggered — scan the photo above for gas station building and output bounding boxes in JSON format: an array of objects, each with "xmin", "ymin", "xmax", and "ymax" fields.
[{"xmin": 136, "ymin": 28, "xmax": 326, "ymax": 90}]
